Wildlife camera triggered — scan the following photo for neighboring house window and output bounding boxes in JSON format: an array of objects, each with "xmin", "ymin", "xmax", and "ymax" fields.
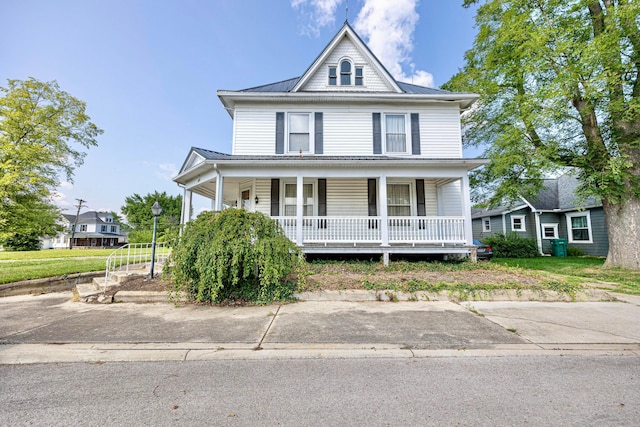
[
  {"xmin": 340, "ymin": 60, "xmax": 351, "ymax": 85},
  {"xmin": 542, "ymin": 223, "xmax": 559, "ymax": 239},
  {"xmin": 387, "ymin": 184, "xmax": 411, "ymax": 216},
  {"xmin": 511, "ymin": 215, "xmax": 526, "ymax": 232},
  {"xmin": 566, "ymin": 212, "xmax": 593, "ymax": 243},
  {"xmin": 283, "ymin": 183, "xmax": 314, "ymax": 216},
  {"xmin": 355, "ymin": 67, "xmax": 363, "ymax": 86},
  {"xmin": 482, "ymin": 218, "xmax": 491, "ymax": 232},
  {"xmin": 288, "ymin": 113, "xmax": 311, "ymax": 153},
  {"xmin": 101, "ymin": 225, "xmax": 106, "ymax": 232},
  {"xmin": 110, "ymin": 226, "xmax": 117, "ymax": 233},
  {"xmin": 328, "ymin": 67, "xmax": 337, "ymax": 85},
  {"xmin": 80, "ymin": 225, "xmax": 87, "ymax": 232},
  {"xmin": 385, "ymin": 114, "xmax": 407, "ymax": 153}
]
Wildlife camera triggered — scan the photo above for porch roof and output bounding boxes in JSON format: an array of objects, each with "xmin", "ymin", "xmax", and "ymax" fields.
[{"xmin": 174, "ymin": 148, "xmax": 488, "ymax": 183}]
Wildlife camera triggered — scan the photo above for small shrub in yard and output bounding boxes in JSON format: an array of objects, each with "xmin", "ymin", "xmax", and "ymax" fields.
[
  {"xmin": 166, "ymin": 209, "xmax": 305, "ymax": 304},
  {"xmin": 483, "ymin": 232, "xmax": 539, "ymax": 258},
  {"xmin": 567, "ymin": 246, "xmax": 586, "ymax": 257}
]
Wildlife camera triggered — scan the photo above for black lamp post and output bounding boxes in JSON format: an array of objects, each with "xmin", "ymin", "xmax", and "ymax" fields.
[{"xmin": 149, "ymin": 200, "xmax": 162, "ymax": 278}]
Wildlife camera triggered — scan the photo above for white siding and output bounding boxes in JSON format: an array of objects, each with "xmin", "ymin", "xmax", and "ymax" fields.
[
  {"xmin": 301, "ymin": 37, "xmax": 395, "ymax": 93},
  {"xmin": 424, "ymin": 180, "xmax": 438, "ymax": 216},
  {"xmin": 255, "ymin": 179, "xmax": 271, "ymax": 216},
  {"xmin": 233, "ymin": 110, "xmax": 276, "ymax": 155},
  {"xmin": 438, "ymin": 181, "xmax": 462, "ymax": 216},
  {"xmin": 323, "ymin": 112, "xmax": 372, "ymax": 155},
  {"xmin": 420, "ymin": 106, "xmax": 462, "ymax": 158},
  {"xmin": 326, "ymin": 179, "xmax": 369, "ymax": 216}
]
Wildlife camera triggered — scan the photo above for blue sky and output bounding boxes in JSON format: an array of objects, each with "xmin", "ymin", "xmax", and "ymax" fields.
[{"xmin": 1, "ymin": 0, "xmax": 478, "ymax": 217}]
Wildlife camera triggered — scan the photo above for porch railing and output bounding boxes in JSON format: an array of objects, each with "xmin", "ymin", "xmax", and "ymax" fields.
[
  {"xmin": 273, "ymin": 216, "xmax": 466, "ymax": 245},
  {"xmin": 104, "ymin": 242, "xmax": 171, "ymax": 287}
]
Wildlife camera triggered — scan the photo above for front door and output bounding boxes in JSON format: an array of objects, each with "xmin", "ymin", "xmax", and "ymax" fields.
[{"xmin": 241, "ymin": 189, "xmax": 251, "ymax": 210}]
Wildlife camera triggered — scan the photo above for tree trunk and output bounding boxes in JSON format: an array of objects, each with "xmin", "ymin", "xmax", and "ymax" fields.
[{"xmin": 603, "ymin": 198, "xmax": 640, "ymax": 270}]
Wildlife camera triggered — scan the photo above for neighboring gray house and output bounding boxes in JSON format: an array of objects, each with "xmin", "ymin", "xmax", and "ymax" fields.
[{"xmin": 472, "ymin": 173, "xmax": 608, "ymax": 256}]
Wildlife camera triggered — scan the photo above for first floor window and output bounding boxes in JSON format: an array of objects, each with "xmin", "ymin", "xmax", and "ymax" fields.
[
  {"xmin": 511, "ymin": 215, "xmax": 526, "ymax": 232},
  {"xmin": 288, "ymin": 113, "xmax": 310, "ymax": 153},
  {"xmin": 284, "ymin": 183, "xmax": 314, "ymax": 216},
  {"xmin": 387, "ymin": 184, "xmax": 411, "ymax": 216},
  {"xmin": 385, "ymin": 114, "xmax": 406, "ymax": 153},
  {"xmin": 542, "ymin": 223, "xmax": 558, "ymax": 239},
  {"xmin": 567, "ymin": 213, "xmax": 592, "ymax": 242},
  {"xmin": 482, "ymin": 218, "xmax": 491, "ymax": 232}
]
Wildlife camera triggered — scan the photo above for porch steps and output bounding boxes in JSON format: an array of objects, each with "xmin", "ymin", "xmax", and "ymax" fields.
[{"xmin": 76, "ymin": 267, "xmax": 153, "ymax": 302}]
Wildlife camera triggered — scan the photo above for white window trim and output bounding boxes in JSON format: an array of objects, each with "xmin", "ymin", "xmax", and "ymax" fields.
[
  {"xmin": 386, "ymin": 181, "xmax": 414, "ymax": 217},
  {"xmin": 286, "ymin": 112, "xmax": 314, "ymax": 154},
  {"xmin": 482, "ymin": 217, "xmax": 491, "ymax": 232},
  {"xmin": 541, "ymin": 223, "xmax": 559, "ymax": 239},
  {"xmin": 511, "ymin": 215, "xmax": 526, "ymax": 232},
  {"xmin": 566, "ymin": 211, "xmax": 593, "ymax": 244},
  {"xmin": 328, "ymin": 58, "xmax": 365, "ymax": 87},
  {"xmin": 382, "ymin": 113, "xmax": 411, "ymax": 155},
  {"xmin": 282, "ymin": 180, "xmax": 317, "ymax": 217}
]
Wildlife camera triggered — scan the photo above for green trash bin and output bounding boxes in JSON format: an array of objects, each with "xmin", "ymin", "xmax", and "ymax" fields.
[{"xmin": 550, "ymin": 238, "xmax": 568, "ymax": 257}]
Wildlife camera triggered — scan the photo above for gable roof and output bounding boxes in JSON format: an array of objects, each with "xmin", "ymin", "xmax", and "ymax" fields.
[
  {"xmin": 63, "ymin": 211, "xmax": 120, "ymax": 226},
  {"xmin": 292, "ymin": 21, "xmax": 402, "ymax": 93}
]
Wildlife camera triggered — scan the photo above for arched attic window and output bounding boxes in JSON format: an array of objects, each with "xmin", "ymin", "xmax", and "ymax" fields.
[{"xmin": 340, "ymin": 60, "xmax": 351, "ymax": 85}]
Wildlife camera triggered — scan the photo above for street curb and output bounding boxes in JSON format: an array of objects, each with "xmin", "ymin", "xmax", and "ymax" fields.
[{"xmin": 1, "ymin": 342, "xmax": 639, "ymax": 364}]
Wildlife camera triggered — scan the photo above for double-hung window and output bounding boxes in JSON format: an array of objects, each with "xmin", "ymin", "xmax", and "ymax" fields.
[
  {"xmin": 328, "ymin": 67, "xmax": 337, "ymax": 85},
  {"xmin": 567, "ymin": 212, "xmax": 592, "ymax": 243},
  {"xmin": 288, "ymin": 113, "xmax": 310, "ymax": 153},
  {"xmin": 80, "ymin": 225, "xmax": 87, "ymax": 232},
  {"xmin": 110, "ymin": 225, "xmax": 117, "ymax": 233},
  {"xmin": 385, "ymin": 114, "xmax": 407, "ymax": 153},
  {"xmin": 284, "ymin": 183, "xmax": 314, "ymax": 217},
  {"xmin": 355, "ymin": 67, "xmax": 363, "ymax": 86},
  {"xmin": 387, "ymin": 184, "xmax": 411, "ymax": 216},
  {"xmin": 511, "ymin": 215, "xmax": 526, "ymax": 232},
  {"xmin": 482, "ymin": 218, "xmax": 491, "ymax": 232}
]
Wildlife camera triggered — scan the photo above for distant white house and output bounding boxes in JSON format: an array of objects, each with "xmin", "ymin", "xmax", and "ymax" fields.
[
  {"xmin": 173, "ymin": 22, "xmax": 485, "ymax": 263},
  {"xmin": 41, "ymin": 211, "xmax": 124, "ymax": 249}
]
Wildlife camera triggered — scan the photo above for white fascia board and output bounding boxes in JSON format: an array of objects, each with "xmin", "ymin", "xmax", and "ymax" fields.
[
  {"xmin": 206, "ymin": 158, "xmax": 487, "ymax": 170},
  {"xmin": 217, "ymin": 91, "xmax": 480, "ymax": 111}
]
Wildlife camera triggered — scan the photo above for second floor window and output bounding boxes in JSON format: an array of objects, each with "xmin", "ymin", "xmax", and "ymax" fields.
[
  {"xmin": 111, "ymin": 226, "xmax": 117, "ymax": 233},
  {"xmin": 328, "ymin": 67, "xmax": 337, "ymax": 85},
  {"xmin": 385, "ymin": 114, "xmax": 407, "ymax": 153},
  {"xmin": 80, "ymin": 225, "xmax": 87, "ymax": 232},
  {"xmin": 101, "ymin": 225, "xmax": 106, "ymax": 232},
  {"xmin": 288, "ymin": 113, "xmax": 310, "ymax": 153},
  {"xmin": 355, "ymin": 67, "xmax": 363, "ymax": 86}
]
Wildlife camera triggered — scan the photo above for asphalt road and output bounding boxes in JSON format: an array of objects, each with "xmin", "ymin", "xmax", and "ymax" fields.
[{"xmin": 1, "ymin": 356, "xmax": 638, "ymax": 426}]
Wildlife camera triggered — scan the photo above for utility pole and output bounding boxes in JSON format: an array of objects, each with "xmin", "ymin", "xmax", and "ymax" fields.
[{"xmin": 69, "ymin": 198, "xmax": 87, "ymax": 250}]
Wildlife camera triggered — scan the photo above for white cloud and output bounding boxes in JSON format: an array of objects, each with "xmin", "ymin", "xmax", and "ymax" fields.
[
  {"xmin": 53, "ymin": 182, "xmax": 74, "ymax": 210},
  {"xmin": 156, "ymin": 163, "xmax": 178, "ymax": 181},
  {"xmin": 291, "ymin": 0, "xmax": 344, "ymax": 37},
  {"xmin": 354, "ymin": 0, "xmax": 434, "ymax": 87}
]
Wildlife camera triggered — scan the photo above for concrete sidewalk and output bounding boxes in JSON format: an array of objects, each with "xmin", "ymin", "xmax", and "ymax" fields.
[{"xmin": 0, "ymin": 291, "xmax": 639, "ymax": 364}]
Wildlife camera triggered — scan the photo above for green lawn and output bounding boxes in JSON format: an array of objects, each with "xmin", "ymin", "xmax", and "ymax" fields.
[
  {"xmin": 0, "ymin": 247, "xmax": 172, "ymax": 284},
  {"xmin": 493, "ymin": 257, "xmax": 640, "ymax": 295}
]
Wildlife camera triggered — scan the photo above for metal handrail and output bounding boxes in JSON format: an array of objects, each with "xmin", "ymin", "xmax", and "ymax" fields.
[{"xmin": 104, "ymin": 242, "xmax": 171, "ymax": 291}]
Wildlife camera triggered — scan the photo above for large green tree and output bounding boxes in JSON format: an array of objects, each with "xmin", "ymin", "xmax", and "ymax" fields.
[
  {"xmin": 0, "ymin": 78, "xmax": 102, "ymax": 247},
  {"xmin": 120, "ymin": 191, "xmax": 182, "ymax": 242},
  {"xmin": 446, "ymin": 0, "xmax": 640, "ymax": 269}
]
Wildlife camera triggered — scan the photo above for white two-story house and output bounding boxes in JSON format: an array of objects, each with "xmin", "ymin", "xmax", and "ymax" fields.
[
  {"xmin": 41, "ymin": 211, "xmax": 123, "ymax": 249},
  {"xmin": 173, "ymin": 23, "xmax": 485, "ymax": 263}
]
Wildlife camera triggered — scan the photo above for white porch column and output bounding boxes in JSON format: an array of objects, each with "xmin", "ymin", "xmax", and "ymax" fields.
[
  {"xmin": 461, "ymin": 174, "xmax": 473, "ymax": 245},
  {"xmin": 215, "ymin": 174, "xmax": 224, "ymax": 211},
  {"xmin": 180, "ymin": 189, "xmax": 192, "ymax": 226},
  {"xmin": 379, "ymin": 175, "xmax": 389, "ymax": 247},
  {"xmin": 296, "ymin": 175, "xmax": 304, "ymax": 246}
]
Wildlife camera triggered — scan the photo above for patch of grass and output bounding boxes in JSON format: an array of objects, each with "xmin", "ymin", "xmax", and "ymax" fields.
[
  {"xmin": 0, "ymin": 258, "xmax": 108, "ymax": 284},
  {"xmin": 0, "ymin": 248, "xmax": 116, "ymax": 260},
  {"xmin": 493, "ymin": 257, "xmax": 640, "ymax": 295}
]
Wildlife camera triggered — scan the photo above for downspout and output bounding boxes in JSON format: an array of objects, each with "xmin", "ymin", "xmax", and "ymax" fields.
[{"xmin": 533, "ymin": 210, "xmax": 544, "ymax": 255}]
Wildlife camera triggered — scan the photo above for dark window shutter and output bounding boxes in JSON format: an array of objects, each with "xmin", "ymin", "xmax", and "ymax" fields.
[
  {"xmin": 368, "ymin": 179, "xmax": 377, "ymax": 216},
  {"xmin": 270, "ymin": 179, "xmax": 280, "ymax": 216},
  {"xmin": 315, "ymin": 112, "xmax": 323, "ymax": 154},
  {"xmin": 372, "ymin": 113, "xmax": 382, "ymax": 154},
  {"xmin": 410, "ymin": 113, "xmax": 421, "ymax": 155},
  {"xmin": 275, "ymin": 112, "xmax": 284, "ymax": 154},
  {"xmin": 318, "ymin": 179, "xmax": 327, "ymax": 216},
  {"xmin": 416, "ymin": 179, "xmax": 426, "ymax": 216}
]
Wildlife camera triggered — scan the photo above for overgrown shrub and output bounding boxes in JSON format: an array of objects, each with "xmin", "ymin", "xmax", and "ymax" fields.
[
  {"xmin": 166, "ymin": 209, "xmax": 305, "ymax": 304},
  {"xmin": 0, "ymin": 233, "xmax": 41, "ymax": 251},
  {"xmin": 483, "ymin": 232, "xmax": 539, "ymax": 258},
  {"xmin": 567, "ymin": 245, "xmax": 586, "ymax": 257}
]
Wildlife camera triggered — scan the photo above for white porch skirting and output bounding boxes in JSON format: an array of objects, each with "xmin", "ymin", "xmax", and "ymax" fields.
[{"xmin": 273, "ymin": 216, "xmax": 466, "ymax": 245}]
